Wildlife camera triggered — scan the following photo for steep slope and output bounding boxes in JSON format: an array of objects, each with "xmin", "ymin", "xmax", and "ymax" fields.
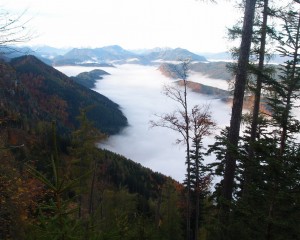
[
  {"xmin": 99, "ymin": 149, "xmax": 168, "ymax": 199},
  {"xmin": 6, "ymin": 55, "xmax": 127, "ymax": 134}
]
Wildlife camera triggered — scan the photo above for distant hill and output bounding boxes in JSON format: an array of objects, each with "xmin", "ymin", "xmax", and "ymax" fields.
[
  {"xmin": 2, "ymin": 55, "xmax": 127, "ymax": 135},
  {"xmin": 191, "ymin": 62, "xmax": 233, "ymax": 81},
  {"xmin": 177, "ymin": 80, "xmax": 229, "ymax": 98},
  {"xmin": 0, "ymin": 46, "xmax": 53, "ymax": 65},
  {"xmin": 32, "ymin": 45, "xmax": 71, "ymax": 59},
  {"xmin": 159, "ymin": 62, "xmax": 233, "ymax": 81},
  {"xmin": 144, "ymin": 47, "xmax": 207, "ymax": 62},
  {"xmin": 53, "ymin": 45, "xmax": 139, "ymax": 65},
  {"xmin": 158, "ymin": 62, "xmax": 229, "ymax": 97},
  {"xmin": 159, "ymin": 62, "xmax": 183, "ymax": 79},
  {"xmin": 71, "ymin": 69, "xmax": 110, "ymax": 89}
]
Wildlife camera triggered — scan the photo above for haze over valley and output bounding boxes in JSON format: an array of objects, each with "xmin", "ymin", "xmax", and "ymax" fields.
[{"xmin": 57, "ymin": 63, "xmax": 231, "ymax": 181}]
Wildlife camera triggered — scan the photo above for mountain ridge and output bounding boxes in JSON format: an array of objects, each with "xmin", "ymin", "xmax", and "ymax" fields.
[
  {"xmin": 46, "ymin": 45, "xmax": 208, "ymax": 66},
  {"xmin": 2, "ymin": 55, "xmax": 127, "ymax": 135}
]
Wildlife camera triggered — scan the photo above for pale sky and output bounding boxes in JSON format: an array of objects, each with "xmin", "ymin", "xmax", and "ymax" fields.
[{"xmin": 4, "ymin": 0, "xmax": 241, "ymax": 53}]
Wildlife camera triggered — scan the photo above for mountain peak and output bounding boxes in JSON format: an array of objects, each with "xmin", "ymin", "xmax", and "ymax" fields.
[{"xmin": 102, "ymin": 45, "xmax": 124, "ymax": 50}]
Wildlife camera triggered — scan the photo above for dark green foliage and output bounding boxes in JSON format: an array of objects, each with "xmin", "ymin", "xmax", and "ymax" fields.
[
  {"xmin": 26, "ymin": 123, "xmax": 86, "ymax": 240},
  {"xmin": 99, "ymin": 149, "xmax": 167, "ymax": 199},
  {"xmin": 207, "ymin": 4, "xmax": 300, "ymax": 239},
  {"xmin": 156, "ymin": 180, "xmax": 184, "ymax": 240}
]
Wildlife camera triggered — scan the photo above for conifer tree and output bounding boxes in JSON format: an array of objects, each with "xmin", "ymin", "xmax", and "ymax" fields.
[
  {"xmin": 70, "ymin": 109, "xmax": 106, "ymax": 220},
  {"xmin": 225, "ymin": 2, "xmax": 300, "ymax": 238},
  {"xmin": 158, "ymin": 180, "xmax": 184, "ymax": 240},
  {"xmin": 221, "ymin": 0, "xmax": 257, "ymax": 230},
  {"xmin": 189, "ymin": 105, "xmax": 215, "ymax": 240},
  {"xmin": 262, "ymin": 3, "xmax": 300, "ymax": 238}
]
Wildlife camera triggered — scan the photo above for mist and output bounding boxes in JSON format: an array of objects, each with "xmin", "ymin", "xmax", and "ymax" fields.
[{"xmin": 57, "ymin": 64, "xmax": 231, "ymax": 182}]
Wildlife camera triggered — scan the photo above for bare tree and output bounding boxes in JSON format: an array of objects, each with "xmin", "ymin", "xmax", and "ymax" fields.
[
  {"xmin": 0, "ymin": 8, "xmax": 33, "ymax": 50},
  {"xmin": 150, "ymin": 59, "xmax": 215, "ymax": 240},
  {"xmin": 151, "ymin": 59, "xmax": 192, "ymax": 240}
]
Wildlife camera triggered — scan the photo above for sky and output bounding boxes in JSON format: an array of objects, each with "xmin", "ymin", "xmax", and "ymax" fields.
[
  {"xmin": 56, "ymin": 64, "xmax": 232, "ymax": 181},
  {"xmin": 4, "ymin": 0, "xmax": 241, "ymax": 53}
]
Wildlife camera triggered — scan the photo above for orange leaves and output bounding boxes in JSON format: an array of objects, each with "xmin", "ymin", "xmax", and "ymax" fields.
[
  {"xmin": 0, "ymin": 157, "xmax": 49, "ymax": 238},
  {"xmin": 48, "ymin": 95, "xmax": 69, "ymax": 122}
]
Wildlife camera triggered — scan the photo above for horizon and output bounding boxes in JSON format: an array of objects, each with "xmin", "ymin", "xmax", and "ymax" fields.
[
  {"xmin": 5, "ymin": 0, "xmax": 241, "ymax": 53},
  {"xmin": 17, "ymin": 43, "xmax": 231, "ymax": 58}
]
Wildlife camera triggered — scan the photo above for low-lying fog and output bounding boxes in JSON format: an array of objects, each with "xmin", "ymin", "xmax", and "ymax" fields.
[{"xmin": 57, "ymin": 64, "xmax": 231, "ymax": 182}]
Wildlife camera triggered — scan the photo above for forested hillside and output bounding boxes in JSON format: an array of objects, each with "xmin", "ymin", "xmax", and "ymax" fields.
[
  {"xmin": 0, "ymin": 55, "xmax": 185, "ymax": 239},
  {"xmin": 3, "ymin": 55, "xmax": 127, "ymax": 135}
]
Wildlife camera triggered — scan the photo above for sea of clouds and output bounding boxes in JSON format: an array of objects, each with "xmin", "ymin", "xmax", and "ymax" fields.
[{"xmin": 57, "ymin": 64, "xmax": 231, "ymax": 182}]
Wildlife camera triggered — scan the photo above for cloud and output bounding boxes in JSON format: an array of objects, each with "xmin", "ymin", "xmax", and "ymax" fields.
[
  {"xmin": 7, "ymin": 0, "xmax": 239, "ymax": 52},
  {"xmin": 57, "ymin": 64, "xmax": 231, "ymax": 181}
]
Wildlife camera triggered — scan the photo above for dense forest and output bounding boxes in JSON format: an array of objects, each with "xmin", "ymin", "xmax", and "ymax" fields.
[{"xmin": 1, "ymin": 0, "xmax": 300, "ymax": 240}]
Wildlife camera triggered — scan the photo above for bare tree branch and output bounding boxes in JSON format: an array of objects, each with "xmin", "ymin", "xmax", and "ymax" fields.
[{"xmin": 0, "ymin": 8, "xmax": 34, "ymax": 50}]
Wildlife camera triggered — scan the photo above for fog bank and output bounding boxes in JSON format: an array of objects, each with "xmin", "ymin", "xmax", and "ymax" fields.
[{"xmin": 57, "ymin": 65, "xmax": 231, "ymax": 181}]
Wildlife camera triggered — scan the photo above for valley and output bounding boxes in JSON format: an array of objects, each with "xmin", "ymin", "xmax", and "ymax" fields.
[{"xmin": 57, "ymin": 64, "xmax": 231, "ymax": 181}]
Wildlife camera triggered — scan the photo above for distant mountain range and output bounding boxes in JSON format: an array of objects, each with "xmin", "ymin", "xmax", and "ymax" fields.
[
  {"xmin": 1, "ymin": 45, "xmax": 293, "ymax": 67},
  {"xmin": 51, "ymin": 45, "xmax": 208, "ymax": 66},
  {"xmin": 1, "ymin": 45, "xmax": 208, "ymax": 66}
]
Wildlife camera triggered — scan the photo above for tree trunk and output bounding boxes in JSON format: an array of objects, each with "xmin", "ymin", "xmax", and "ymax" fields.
[
  {"xmin": 194, "ymin": 140, "xmax": 200, "ymax": 240},
  {"xmin": 220, "ymin": 0, "xmax": 257, "ymax": 227},
  {"xmin": 245, "ymin": 0, "xmax": 269, "ymax": 196},
  {"xmin": 280, "ymin": 11, "xmax": 300, "ymax": 155},
  {"xmin": 88, "ymin": 160, "xmax": 97, "ymax": 215},
  {"xmin": 266, "ymin": 10, "xmax": 300, "ymax": 240},
  {"xmin": 184, "ymin": 75, "xmax": 192, "ymax": 240}
]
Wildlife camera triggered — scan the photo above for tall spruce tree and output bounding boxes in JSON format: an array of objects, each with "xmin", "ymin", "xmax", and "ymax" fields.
[
  {"xmin": 221, "ymin": 0, "xmax": 257, "ymax": 231},
  {"xmin": 189, "ymin": 105, "xmax": 215, "ymax": 240},
  {"xmin": 228, "ymin": 2, "xmax": 300, "ymax": 239},
  {"xmin": 263, "ymin": 3, "xmax": 300, "ymax": 238}
]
